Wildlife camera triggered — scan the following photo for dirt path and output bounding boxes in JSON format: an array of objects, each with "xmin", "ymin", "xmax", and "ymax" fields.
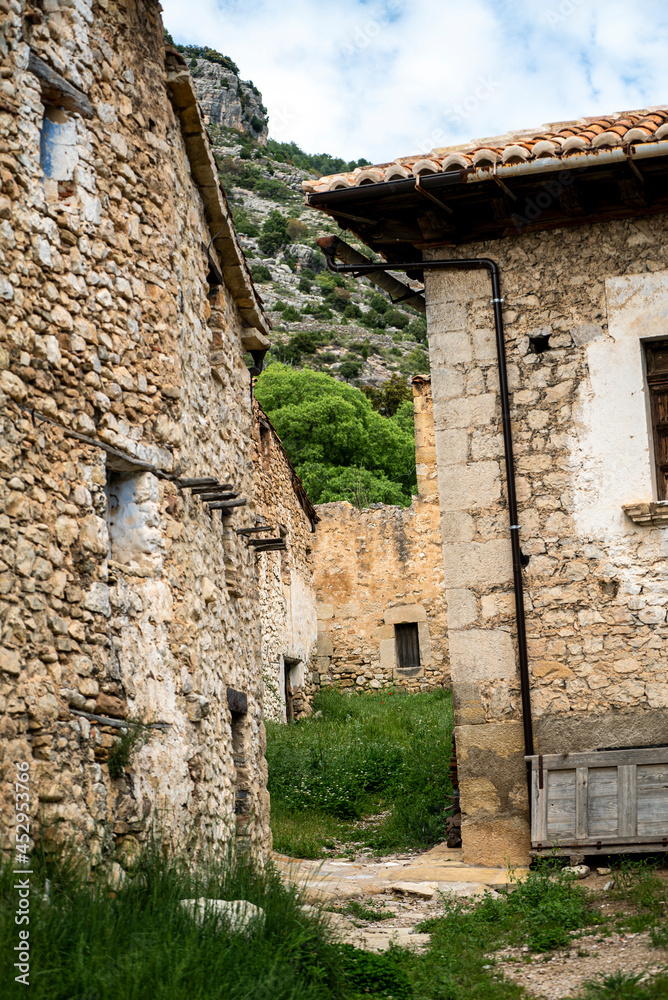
[
  {"xmin": 275, "ymin": 847, "xmax": 668, "ymax": 996},
  {"xmin": 495, "ymin": 928, "xmax": 667, "ymax": 999},
  {"xmin": 274, "ymin": 842, "xmax": 526, "ymax": 951}
]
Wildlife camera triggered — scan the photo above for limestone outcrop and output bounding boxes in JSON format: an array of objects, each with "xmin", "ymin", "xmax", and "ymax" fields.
[{"xmin": 190, "ymin": 57, "xmax": 268, "ymax": 144}]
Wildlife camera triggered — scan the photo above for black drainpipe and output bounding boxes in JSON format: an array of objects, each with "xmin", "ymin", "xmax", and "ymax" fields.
[{"xmin": 318, "ymin": 237, "xmax": 535, "ymax": 797}]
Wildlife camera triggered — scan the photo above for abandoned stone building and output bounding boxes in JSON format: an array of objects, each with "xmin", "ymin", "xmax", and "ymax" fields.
[
  {"xmin": 306, "ymin": 109, "xmax": 668, "ymax": 865},
  {"xmin": 252, "ymin": 402, "xmax": 318, "ymax": 723},
  {"xmin": 0, "ymin": 0, "xmax": 318, "ymax": 863},
  {"xmin": 313, "ymin": 374, "xmax": 449, "ymax": 694}
]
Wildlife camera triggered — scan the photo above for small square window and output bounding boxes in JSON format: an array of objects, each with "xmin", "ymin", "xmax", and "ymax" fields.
[{"xmin": 394, "ymin": 622, "xmax": 420, "ymax": 670}]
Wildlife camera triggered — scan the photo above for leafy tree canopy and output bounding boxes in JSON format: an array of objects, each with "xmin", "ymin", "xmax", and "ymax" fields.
[
  {"xmin": 266, "ymin": 139, "xmax": 370, "ymax": 177},
  {"xmin": 362, "ymin": 373, "xmax": 413, "ymax": 417},
  {"xmin": 258, "ymin": 210, "xmax": 288, "ymax": 256},
  {"xmin": 254, "ymin": 365, "xmax": 416, "ymax": 505},
  {"xmin": 173, "ymin": 44, "xmax": 240, "ymax": 76}
]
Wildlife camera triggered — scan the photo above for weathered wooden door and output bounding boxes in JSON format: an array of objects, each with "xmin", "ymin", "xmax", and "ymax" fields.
[{"xmin": 527, "ymin": 748, "xmax": 668, "ymax": 854}]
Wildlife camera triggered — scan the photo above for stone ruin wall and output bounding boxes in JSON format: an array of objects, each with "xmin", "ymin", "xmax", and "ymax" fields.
[
  {"xmin": 312, "ymin": 377, "xmax": 450, "ymax": 694},
  {"xmin": 426, "ymin": 214, "xmax": 668, "ymax": 866},
  {"xmin": 251, "ymin": 403, "xmax": 318, "ymax": 722},
  {"xmin": 0, "ymin": 0, "xmax": 276, "ymax": 863}
]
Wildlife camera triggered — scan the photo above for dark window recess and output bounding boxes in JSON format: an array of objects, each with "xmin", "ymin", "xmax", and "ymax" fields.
[
  {"xmin": 645, "ymin": 339, "xmax": 668, "ymax": 500},
  {"xmin": 394, "ymin": 623, "xmax": 420, "ymax": 670},
  {"xmin": 283, "ymin": 658, "xmax": 296, "ymax": 723}
]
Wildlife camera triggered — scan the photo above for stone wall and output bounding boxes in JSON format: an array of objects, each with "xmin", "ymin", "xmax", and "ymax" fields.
[
  {"xmin": 425, "ymin": 215, "xmax": 668, "ymax": 866},
  {"xmin": 252, "ymin": 404, "xmax": 318, "ymax": 722},
  {"xmin": 0, "ymin": 0, "xmax": 276, "ymax": 864},
  {"xmin": 312, "ymin": 376, "xmax": 449, "ymax": 693}
]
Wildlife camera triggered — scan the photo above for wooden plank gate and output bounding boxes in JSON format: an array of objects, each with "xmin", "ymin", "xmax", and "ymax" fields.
[{"xmin": 526, "ymin": 749, "xmax": 668, "ymax": 855}]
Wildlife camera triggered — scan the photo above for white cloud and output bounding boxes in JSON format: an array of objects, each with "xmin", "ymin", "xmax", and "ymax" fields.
[{"xmin": 161, "ymin": 0, "xmax": 668, "ymax": 163}]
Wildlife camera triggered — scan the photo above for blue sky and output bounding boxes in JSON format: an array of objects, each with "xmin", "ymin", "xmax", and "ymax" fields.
[{"xmin": 161, "ymin": 0, "xmax": 668, "ymax": 164}]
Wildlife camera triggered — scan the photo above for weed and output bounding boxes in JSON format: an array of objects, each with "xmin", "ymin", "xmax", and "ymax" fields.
[
  {"xmin": 339, "ymin": 944, "xmax": 413, "ymax": 1000},
  {"xmin": 345, "ymin": 898, "xmax": 393, "ymax": 922},
  {"xmin": 107, "ymin": 718, "xmax": 154, "ymax": 778},
  {"xmin": 578, "ymin": 970, "xmax": 668, "ymax": 999},
  {"xmin": 610, "ymin": 857, "xmax": 665, "ymax": 918},
  {"xmin": 270, "ymin": 800, "xmax": 354, "ymax": 858}
]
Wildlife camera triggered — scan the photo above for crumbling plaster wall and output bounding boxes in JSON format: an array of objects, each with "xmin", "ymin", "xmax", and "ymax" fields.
[
  {"xmin": 0, "ymin": 0, "xmax": 271, "ymax": 862},
  {"xmin": 313, "ymin": 377, "xmax": 449, "ymax": 694},
  {"xmin": 251, "ymin": 407, "xmax": 318, "ymax": 722},
  {"xmin": 425, "ymin": 214, "xmax": 668, "ymax": 866}
]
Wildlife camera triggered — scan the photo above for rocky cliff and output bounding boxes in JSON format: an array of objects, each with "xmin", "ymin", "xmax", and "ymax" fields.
[{"xmin": 190, "ymin": 56, "xmax": 268, "ymax": 144}]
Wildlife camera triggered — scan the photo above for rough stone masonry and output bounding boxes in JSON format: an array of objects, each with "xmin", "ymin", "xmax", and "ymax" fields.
[
  {"xmin": 313, "ymin": 375, "xmax": 449, "ymax": 695},
  {"xmin": 0, "ymin": 0, "xmax": 315, "ymax": 865}
]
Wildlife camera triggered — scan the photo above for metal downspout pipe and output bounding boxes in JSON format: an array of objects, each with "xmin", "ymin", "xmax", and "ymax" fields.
[{"xmin": 317, "ymin": 236, "xmax": 535, "ymax": 796}]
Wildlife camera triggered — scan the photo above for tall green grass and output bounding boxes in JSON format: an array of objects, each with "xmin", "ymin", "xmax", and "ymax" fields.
[
  {"xmin": 0, "ymin": 844, "xmax": 346, "ymax": 1000},
  {"xmin": 266, "ymin": 687, "xmax": 454, "ymax": 856}
]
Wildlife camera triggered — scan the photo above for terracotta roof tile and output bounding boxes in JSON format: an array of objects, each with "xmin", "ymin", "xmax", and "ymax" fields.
[{"xmin": 303, "ymin": 106, "xmax": 668, "ymax": 194}]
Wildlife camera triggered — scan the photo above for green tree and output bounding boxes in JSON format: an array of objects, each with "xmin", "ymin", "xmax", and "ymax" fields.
[
  {"xmin": 258, "ymin": 210, "xmax": 288, "ymax": 255},
  {"xmin": 254, "ymin": 365, "xmax": 416, "ymax": 503},
  {"xmin": 406, "ymin": 316, "xmax": 428, "ymax": 344},
  {"xmin": 400, "ymin": 347, "xmax": 430, "ymax": 375},
  {"xmin": 338, "ymin": 358, "xmax": 361, "ymax": 381},
  {"xmin": 298, "ymin": 464, "xmax": 408, "ymax": 507},
  {"xmin": 362, "ymin": 373, "xmax": 412, "ymax": 417}
]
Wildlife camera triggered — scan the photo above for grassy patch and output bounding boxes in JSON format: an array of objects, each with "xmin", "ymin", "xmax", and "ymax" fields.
[
  {"xmin": 270, "ymin": 799, "xmax": 356, "ymax": 859},
  {"xmin": 266, "ymin": 688, "xmax": 454, "ymax": 856},
  {"xmin": 0, "ymin": 844, "xmax": 357, "ymax": 1000},
  {"xmin": 578, "ymin": 970, "xmax": 668, "ymax": 999},
  {"xmin": 345, "ymin": 898, "xmax": 394, "ymax": 922},
  {"xmin": 409, "ymin": 859, "xmax": 603, "ymax": 999},
  {"xmin": 610, "ymin": 857, "xmax": 667, "ymax": 935}
]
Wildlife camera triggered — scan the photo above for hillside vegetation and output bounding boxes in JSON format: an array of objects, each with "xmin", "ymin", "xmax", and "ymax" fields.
[
  {"xmin": 255, "ymin": 365, "xmax": 417, "ymax": 505},
  {"xmin": 181, "ymin": 43, "xmax": 429, "ymax": 387}
]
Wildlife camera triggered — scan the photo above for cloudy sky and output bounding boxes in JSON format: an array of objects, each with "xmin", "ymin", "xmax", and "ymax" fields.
[{"xmin": 161, "ymin": 0, "xmax": 668, "ymax": 164}]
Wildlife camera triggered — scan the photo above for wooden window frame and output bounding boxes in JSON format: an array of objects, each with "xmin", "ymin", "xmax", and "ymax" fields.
[
  {"xmin": 644, "ymin": 338, "xmax": 668, "ymax": 500},
  {"xmin": 394, "ymin": 622, "xmax": 420, "ymax": 671}
]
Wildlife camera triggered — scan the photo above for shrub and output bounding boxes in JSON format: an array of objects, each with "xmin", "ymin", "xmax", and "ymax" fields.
[
  {"xmin": 338, "ymin": 358, "xmax": 362, "ymax": 381},
  {"xmin": 286, "ymin": 218, "xmax": 310, "ymax": 241},
  {"xmin": 250, "ymin": 264, "xmax": 272, "ymax": 283},
  {"xmin": 385, "ymin": 307, "xmax": 409, "ymax": 329},
  {"xmin": 369, "ymin": 294, "xmax": 388, "ymax": 313},
  {"xmin": 298, "ymin": 276, "xmax": 312, "ymax": 293},
  {"xmin": 232, "ymin": 207, "xmax": 259, "ymax": 237},
  {"xmin": 400, "ymin": 348, "xmax": 430, "ymax": 375},
  {"xmin": 304, "ymin": 303, "xmax": 333, "ymax": 320},
  {"xmin": 255, "ymin": 177, "xmax": 291, "ymax": 200},
  {"xmin": 406, "ymin": 316, "xmax": 428, "ymax": 343},
  {"xmin": 258, "ymin": 209, "xmax": 288, "ymax": 255},
  {"xmin": 281, "ymin": 305, "xmax": 301, "ymax": 322}
]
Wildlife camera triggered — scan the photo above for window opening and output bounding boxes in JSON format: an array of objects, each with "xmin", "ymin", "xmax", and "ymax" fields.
[
  {"xmin": 283, "ymin": 657, "xmax": 295, "ymax": 723},
  {"xmin": 227, "ymin": 687, "xmax": 251, "ymax": 845},
  {"xmin": 394, "ymin": 622, "xmax": 420, "ymax": 670},
  {"xmin": 644, "ymin": 339, "xmax": 668, "ymax": 500},
  {"xmin": 529, "ymin": 333, "xmax": 551, "ymax": 354}
]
